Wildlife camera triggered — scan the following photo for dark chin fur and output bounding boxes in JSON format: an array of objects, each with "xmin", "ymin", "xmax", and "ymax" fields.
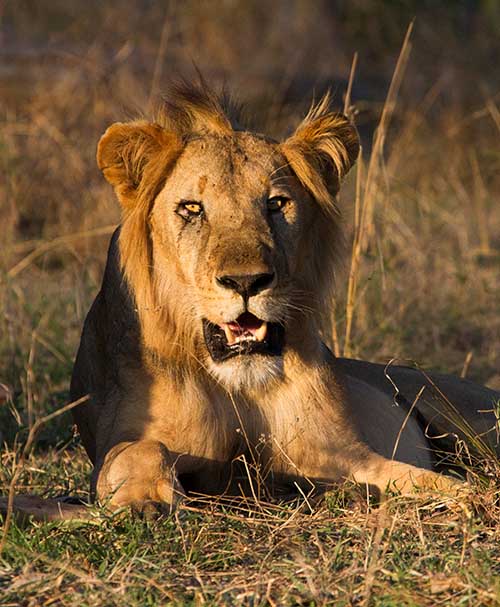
[{"xmin": 202, "ymin": 319, "xmax": 285, "ymax": 363}]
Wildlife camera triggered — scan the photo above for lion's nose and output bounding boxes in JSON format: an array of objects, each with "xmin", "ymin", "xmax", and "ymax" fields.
[{"xmin": 216, "ymin": 272, "xmax": 275, "ymax": 298}]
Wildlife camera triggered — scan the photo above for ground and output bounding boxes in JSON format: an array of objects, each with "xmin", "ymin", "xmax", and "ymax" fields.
[
  {"xmin": 1, "ymin": 447, "xmax": 500, "ymax": 605},
  {"xmin": 1, "ymin": 3, "xmax": 500, "ymax": 605}
]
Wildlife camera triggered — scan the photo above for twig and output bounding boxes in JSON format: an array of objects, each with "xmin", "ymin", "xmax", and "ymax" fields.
[
  {"xmin": 470, "ymin": 150, "xmax": 491, "ymax": 253},
  {"xmin": 7, "ymin": 226, "xmax": 116, "ymax": 278},
  {"xmin": 343, "ymin": 23, "xmax": 413, "ymax": 355},
  {"xmin": 331, "ymin": 52, "xmax": 358, "ymax": 356},
  {"xmin": 148, "ymin": 3, "xmax": 174, "ymax": 110},
  {"xmin": 486, "ymin": 98, "xmax": 500, "ymax": 134},
  {"xmin": 343, "ymin": 151, "xmax": 364, "ymax": 357},
  {"xmin": 330, "ymin": 299, "xmax": 341, "ymax": 357},
  {"xmin": 391, "ymin": 386, "xmax": 425, "ymax": 461},
  {"xmin": 343, "ymin": 52, "xmax": 358, "ymax": 117},
  {"xmin": 0, "ymin": 395, "xmax": 89, "ymax": 555},
  {"xmin": 362, "ymin": 21, "xmax": 413, "ymax": 250},
  {"xmin": 460, "ymin": 351, "xmax": 473, "ymax": 379}
]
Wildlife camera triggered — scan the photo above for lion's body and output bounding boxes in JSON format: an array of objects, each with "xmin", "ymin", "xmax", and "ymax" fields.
[
  {"xmin": 337, "ymin": 358, "xmax": 500, "ymax": 454},
  {"xmin": 67, "ymin": 82, "xmax": 499, "ymax": 511},
  {"xmin": 71, "ymin": 233, "xmax": 438, "ymax": 498}
]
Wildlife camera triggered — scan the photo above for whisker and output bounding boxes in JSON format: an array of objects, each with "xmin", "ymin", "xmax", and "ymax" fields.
[{"xmin": 269, "ymin": 162, "xmax": 292, "ymax": 178}]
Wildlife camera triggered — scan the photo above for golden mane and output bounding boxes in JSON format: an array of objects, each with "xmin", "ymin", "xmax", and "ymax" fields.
[
  {"xmin": 97, "ymin": 81, "xmax": 358, "ymax": 365},
  {"xmin": 156, "ymin": 79, "xmax": 243, "ymax": 137},
  {"xmin": 114, "ymin": 81, "xmax": 245, "ymax": 365}
]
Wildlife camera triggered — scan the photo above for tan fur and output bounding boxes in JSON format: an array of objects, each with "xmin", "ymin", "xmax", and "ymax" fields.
[
  {"xmin": 69, "ymin": 81, "xmax": 499, "ymax": 512},
  {"xmin": 281, "ymin": 91, "xmax": 360, "ymax": 215}
]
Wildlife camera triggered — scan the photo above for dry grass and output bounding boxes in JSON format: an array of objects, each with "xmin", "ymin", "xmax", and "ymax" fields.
[
  {"xmin": 1, "ymin": 3, "xmax": 500, "ymax": 605},
  {"xmin": 1, "ymin": 454, "xmax": 500, "ymax": 605}
]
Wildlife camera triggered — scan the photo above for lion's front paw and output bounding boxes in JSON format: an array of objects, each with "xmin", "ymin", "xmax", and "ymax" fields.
[
  {"xmin": 95, "ymin": 440, "xmax": 185, "ymax": 514},
  {"xmin": 385, "ymin": 464, "xmax": 465, "ymax": 497},
  {"xmin": 356, "ymin": 458, "xmax": 466, "ymax": 498}
]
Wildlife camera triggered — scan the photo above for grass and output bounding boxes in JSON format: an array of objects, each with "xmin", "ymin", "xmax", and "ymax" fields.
[
  {"xmin": 1, "ymin": 3, "xmax": 500, "ymax": 605},
  {"xmin": 2, "ymin": 456, "xmax": 500, "ymax": 606}
]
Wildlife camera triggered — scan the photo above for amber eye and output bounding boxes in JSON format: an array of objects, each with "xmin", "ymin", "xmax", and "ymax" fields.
[
  {"xmin": 267, "ymin": 196, "xmax": 289, "ymax": 213},
  {"xmin": 177, "ymin": 201, "xmax": 204, "ymax": 219}
]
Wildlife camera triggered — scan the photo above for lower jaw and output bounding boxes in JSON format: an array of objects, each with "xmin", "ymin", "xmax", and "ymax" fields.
[{"xmin": 202, "ymin": 319, "xmax": 285, "ymax": 364}]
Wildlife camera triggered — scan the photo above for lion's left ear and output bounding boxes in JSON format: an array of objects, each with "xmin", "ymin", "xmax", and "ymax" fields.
[{"xmin": 280, "ymin": 94, "xmax": 359, "ymax": 213}]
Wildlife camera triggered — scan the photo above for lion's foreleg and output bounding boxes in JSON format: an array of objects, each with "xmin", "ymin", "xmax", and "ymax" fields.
[
  {"xmin": 93, "ymin": 440, "xmax": 185, "ymax": 513},
  {"xmin": 288, "ymin": 447, "xmax": 461, "ymax": 497},
  {"xmin": 350, "ymin": 454, "xmax": 462, "ymax": 496}
]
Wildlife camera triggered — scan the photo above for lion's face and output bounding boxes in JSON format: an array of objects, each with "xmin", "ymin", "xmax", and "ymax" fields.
[
  {"xmin": 150, "ymin": 133, "xmax": 310, "ymax": 387},
  {"xmin": 96, "ymin": 83, "xmax": 359, "ymax": 391}
]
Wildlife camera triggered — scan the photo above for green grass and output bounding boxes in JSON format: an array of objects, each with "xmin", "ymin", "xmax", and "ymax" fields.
[{"xmin": 1, "ymin": 455, "xmax": 500, "ymax": 605}]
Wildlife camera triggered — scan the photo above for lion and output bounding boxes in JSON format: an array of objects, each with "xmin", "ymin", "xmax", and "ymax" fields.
[{"xmin": 2, "ymin": 81, "xmax": 499, "ymax": 521}]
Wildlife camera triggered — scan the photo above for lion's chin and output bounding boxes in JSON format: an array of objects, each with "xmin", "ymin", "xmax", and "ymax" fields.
[
  {"xmin": 208, "ymin": 354, "xmax": 284, "ymax": 391},
  {"xmin": 202, "ymin": 312, "xmax": 286, "ymax": 390}
]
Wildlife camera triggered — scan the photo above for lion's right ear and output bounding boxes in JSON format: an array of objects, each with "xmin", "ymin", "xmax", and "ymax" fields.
[{"xmin": 97, "ymin": 121, "xmax": 182, "ymax": 209}]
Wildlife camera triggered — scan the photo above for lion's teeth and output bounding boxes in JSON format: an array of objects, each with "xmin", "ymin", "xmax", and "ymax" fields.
[
  {"xmin": 235, "ymin": 335, "xmax": 256, "ymax": 343},
  {"xmin": 223, "ymin": 324, "xmax": 236, "ymax": 346},
  {"xmin": 221, "ymin": 319, "xmax": 268, "ymax": 346},
  {"xmin": 254, "ymin": 322, "xmax": 268, "ymax": 342}
]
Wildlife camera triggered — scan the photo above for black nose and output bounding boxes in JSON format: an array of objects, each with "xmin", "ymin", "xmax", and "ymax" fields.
[{"xmin": 216, "ymin": 272, "xmax": 275, "ymax": 298}]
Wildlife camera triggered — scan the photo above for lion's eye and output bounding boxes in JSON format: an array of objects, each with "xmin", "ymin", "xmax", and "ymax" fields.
[
  {"xmin": 267, "ymin": 196, "xmax": 289, "ymax": 213},
  {"xmin": 177, "ymin": 201, "xmax": 204, "ymax": 220}
]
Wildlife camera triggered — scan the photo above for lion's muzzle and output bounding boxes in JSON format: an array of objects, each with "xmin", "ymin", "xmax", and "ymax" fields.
[{"xmin": 215, "ymin": 272, "xmax": 276, "ymax": 299}]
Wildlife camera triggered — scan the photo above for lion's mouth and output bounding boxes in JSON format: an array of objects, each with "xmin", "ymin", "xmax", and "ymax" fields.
[{"xmin": 203, "ymin": 312, "xmax": 285, "ymax": 362}]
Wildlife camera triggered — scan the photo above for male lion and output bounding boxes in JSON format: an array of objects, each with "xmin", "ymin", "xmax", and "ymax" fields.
[{"xmin": 63, "ymin": 81, "xmax": 498, "ymax": 514}]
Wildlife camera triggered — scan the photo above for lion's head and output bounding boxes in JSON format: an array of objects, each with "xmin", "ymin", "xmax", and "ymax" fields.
[{"xmin": 97, "ymin": 81, "xmax": 359, "ymax": 390}]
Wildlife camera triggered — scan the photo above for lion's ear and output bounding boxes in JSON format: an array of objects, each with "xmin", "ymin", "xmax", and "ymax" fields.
[
  {"xmin": 97, "ymin": 121, "xmax": 181, "ymax": 209},
  {"xmin": 281, "ymin": 94, "xmax": 359, "ymax": 214}
]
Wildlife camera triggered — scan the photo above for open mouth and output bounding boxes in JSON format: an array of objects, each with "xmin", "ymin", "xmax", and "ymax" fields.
[{"xmin": 203, "ymin": 312, "xmax": 285, "ymax": 363}]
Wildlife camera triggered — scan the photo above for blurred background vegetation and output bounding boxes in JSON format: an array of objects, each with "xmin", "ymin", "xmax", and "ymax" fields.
[
  {"xmin": 1, "ymin": 5, "xmax": 500, "ymax": 604},
  {"xmin": 0, "ymin": 0, "xmax": 499, "ymax": 441}
]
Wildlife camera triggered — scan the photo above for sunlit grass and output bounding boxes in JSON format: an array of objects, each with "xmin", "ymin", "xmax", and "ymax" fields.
[{"xmin": 1, "ymin": 4, "xmax": 500, "ymax": 605}]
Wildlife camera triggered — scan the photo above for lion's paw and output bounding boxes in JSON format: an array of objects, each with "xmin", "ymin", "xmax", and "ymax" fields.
[{"xmin": 96, "ymin": 440, "xmax": 186, "ymax": 514}]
